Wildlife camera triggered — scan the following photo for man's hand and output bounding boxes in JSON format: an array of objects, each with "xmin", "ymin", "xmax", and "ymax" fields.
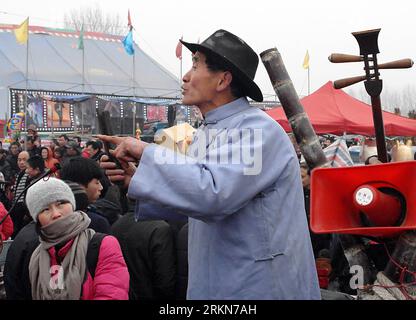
[
  {"xmin": 96, "ymin": 135, "xmax": 148, "ymax": 188},
  {"xmin": 96, "ymin": 135, "xmax": 148, "ymax": 162},
  {"xmin": 99, "ymin": 154, "xmax": 137, "ymax": 189}
]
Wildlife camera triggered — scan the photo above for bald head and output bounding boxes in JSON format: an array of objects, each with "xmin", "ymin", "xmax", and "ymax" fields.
[{"xmin": 18, "ymin": 151, "xmax": 30, "ymax": 171}]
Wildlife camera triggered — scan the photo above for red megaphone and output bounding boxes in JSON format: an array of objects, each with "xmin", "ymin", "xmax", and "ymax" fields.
[{"xmin": 310, "ymin": 161, "xmax": 416, "ymax": 238}]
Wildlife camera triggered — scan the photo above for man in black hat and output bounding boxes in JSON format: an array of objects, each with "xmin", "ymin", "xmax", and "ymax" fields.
[
  {"xmin": 98, "ymin": 30, "xmax": 319, "ymax": 299},
  {"xmin": 61, "ymin": 141, "xmax": 82, "ymax": 166}
]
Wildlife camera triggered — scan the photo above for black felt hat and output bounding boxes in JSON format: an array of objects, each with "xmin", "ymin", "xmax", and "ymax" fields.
[{"xmin": 180, "ymin": 29, "xmax": 263, "ymax": 102}]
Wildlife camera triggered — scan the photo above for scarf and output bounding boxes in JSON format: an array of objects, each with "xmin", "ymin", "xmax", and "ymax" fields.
[{"xmin": 29, "ymin": 211, "xmax": 94, "ymax": 300}]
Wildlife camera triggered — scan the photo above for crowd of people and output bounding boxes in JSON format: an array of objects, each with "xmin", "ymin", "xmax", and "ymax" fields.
[
  {"xmin": 0, "ymin": 127, "xmax": 189, "ymax": 300},
  {"xmin": 0, "ymin": 28, "xmax": 413, "ymax": 301}
]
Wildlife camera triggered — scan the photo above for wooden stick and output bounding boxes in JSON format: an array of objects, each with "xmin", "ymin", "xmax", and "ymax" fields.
[
  {"xmin": 334, "ymin": 76, "xmax": 366, "ymax": 89},
  {"xmin": 329, "ymin": 53, "xmax": 364, "ymax": 63}
]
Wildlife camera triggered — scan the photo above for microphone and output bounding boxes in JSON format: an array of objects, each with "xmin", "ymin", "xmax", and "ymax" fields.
[{"xmin": 0, "ymin": 162, "xmax": 61, "ymax": 226}]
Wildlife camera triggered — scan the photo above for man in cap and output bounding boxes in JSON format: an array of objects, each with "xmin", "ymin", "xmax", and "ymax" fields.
[
  {"xmin": 26, "ymin": 124, "xmax": 41, "ymax": 147},
  {"xmin": 99, "ymin": 30, "xmax": 319, "ymax": 299},
  {"xmin": 61, "ymin": 141, "xmax": 82, "ymax": 166}
]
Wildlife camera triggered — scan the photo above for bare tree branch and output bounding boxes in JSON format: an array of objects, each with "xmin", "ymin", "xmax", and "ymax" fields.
[
  {"xmin": 63, "ymin": 3, "xmax": 124, "ymax": 35},
  {"xmin": 348, "ymin": 84, "xmax": 416, "ymax": 118}
]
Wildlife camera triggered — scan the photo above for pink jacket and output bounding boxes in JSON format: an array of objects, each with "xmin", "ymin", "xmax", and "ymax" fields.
[
  {"xmin": 0, "ymin": 202, "xmax": 13, "ymax": 240},
  {"xmin": 48, "ymin": 235, "xmax": 130, "ymax": 300}
]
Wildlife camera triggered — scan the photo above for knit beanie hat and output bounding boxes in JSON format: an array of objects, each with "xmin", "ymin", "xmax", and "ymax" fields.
[{"xmin": 26, "ymin": 177, "xmax": 76, "ymax": 222}]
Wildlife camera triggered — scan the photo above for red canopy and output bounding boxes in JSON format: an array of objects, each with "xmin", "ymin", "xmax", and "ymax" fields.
[{"xmin": 266, "ymin": 81, "xmax": 416, "ymax": 136}]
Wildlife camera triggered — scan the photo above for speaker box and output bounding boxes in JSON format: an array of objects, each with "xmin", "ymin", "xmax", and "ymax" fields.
[{"xmin": 310, "ymin": 161, "xmax": 416, "ymax": 238}]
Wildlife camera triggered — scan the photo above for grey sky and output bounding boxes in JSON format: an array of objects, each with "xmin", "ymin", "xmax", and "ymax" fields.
[{"xmin": 1, "ymin": 0, "xmax": 415, "ymax": 101}]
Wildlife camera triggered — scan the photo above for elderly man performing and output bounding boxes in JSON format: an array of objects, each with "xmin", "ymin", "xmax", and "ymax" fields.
[{"xmin": 99, "ymin": 29, "xmax": 320, "ymax": 300}]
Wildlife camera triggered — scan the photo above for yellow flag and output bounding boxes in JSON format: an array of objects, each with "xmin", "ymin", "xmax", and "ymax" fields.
[
  {"xmin": 14, "ymin": 18, "xmax": 29, "ymax": 44},
  {"xmin": 302, "ymin": 50, "xmax": 310, "ymax": 69}
]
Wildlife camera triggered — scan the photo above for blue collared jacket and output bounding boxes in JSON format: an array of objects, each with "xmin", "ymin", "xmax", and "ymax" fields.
[{"xmin": 128, "ymin": 97, "xmax": 320, "ymax": 300}]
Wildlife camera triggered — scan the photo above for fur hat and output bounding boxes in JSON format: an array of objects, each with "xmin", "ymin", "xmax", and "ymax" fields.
[{"xmin": 26, "ymin": 178, "xmax": 75, "ymax": 221}]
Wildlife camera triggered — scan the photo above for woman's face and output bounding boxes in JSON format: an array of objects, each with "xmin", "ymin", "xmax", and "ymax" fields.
[
  {"xmin": 38, "ymin": 201, "xmax": 73, "ymax": 227},
  {"xmin": 41, "ymin": 149, "xmax": 48, "ymax": 159}
]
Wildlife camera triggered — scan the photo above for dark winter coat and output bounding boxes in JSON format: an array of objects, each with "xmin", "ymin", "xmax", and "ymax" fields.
[
  {"xmin": 175, "ymin": 223, "xmax": 188, "ymax": 300},
  {"xmin": 0, "ymin": 159, "xmax": 13, "ymax": 182},
  {"xmin": 6, "ymin": 154, "xmax": 19, "ymax": 178},
  {"xmin": 85, "ymin": 206, "xmax": 111, "ymax": 234},
  {"xmin": 111, "ymin": 212, "xmax": 176, "ymax": 300},
  {"xmin": 4, "ymin": 222, "xmax": 38, "ymax": 299}
]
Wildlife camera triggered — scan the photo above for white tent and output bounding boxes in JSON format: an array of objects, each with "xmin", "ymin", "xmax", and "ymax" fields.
[{"xmin": 0, "ymin": 24, "xmax": 181, "ymax": 118}]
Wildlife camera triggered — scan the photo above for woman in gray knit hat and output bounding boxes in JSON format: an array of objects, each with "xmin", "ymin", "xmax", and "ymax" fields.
[{"xmin": 25, "ymin": 177, "xmax": 129, "ymax": 300}]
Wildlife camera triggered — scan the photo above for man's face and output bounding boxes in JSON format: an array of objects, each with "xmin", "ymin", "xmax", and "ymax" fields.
[
  {"xmin": 57, "ymin": 137, "xmax": 67, "ymax": 147},
  {"xmin": 84, "ymin": 178, "xmax": 103, "ymax": 203},
  {"xmin": 10, "ymin": 145, "xmax": 19, "ymax": 155},
  {"xmin": 17, "ymin": 152, "xmax": 29, "ymax": 170},
  {"xmin": 25, "ymin": 141, "xmax": 34, "ymax": 151},
  {"xmin": 67, "ymin": 147, "xmax": 77, "ymax": 156},
  {"xmin": 182, "ymin": 52, "xmax": 224, "ymax": 109},
  {"xmin": 300, "ymin": 167, "xmax": 310, "ymax": 189},
  {"xmin": 25, "ymin": 164, "xmax": 40, "ymax": 179}
]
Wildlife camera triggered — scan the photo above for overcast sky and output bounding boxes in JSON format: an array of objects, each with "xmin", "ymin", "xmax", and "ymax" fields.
[{"xmin": 1, "ymin": 0, "xmax": 415, "ymax": 101}]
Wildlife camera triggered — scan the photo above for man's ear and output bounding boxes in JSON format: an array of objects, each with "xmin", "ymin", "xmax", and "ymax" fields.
[{"xmin": 217, "ymin": 71, "xmax": 233, "ymax": 91}]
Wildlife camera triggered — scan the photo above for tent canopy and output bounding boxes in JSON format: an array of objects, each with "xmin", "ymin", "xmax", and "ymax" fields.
[
  {"xmin": 266, "ymin": 81, "xmax": 416, "ymax": 136},
  {"xmin": 0, "ymin": 24, "xmax": 181, "ymax": 117}
]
